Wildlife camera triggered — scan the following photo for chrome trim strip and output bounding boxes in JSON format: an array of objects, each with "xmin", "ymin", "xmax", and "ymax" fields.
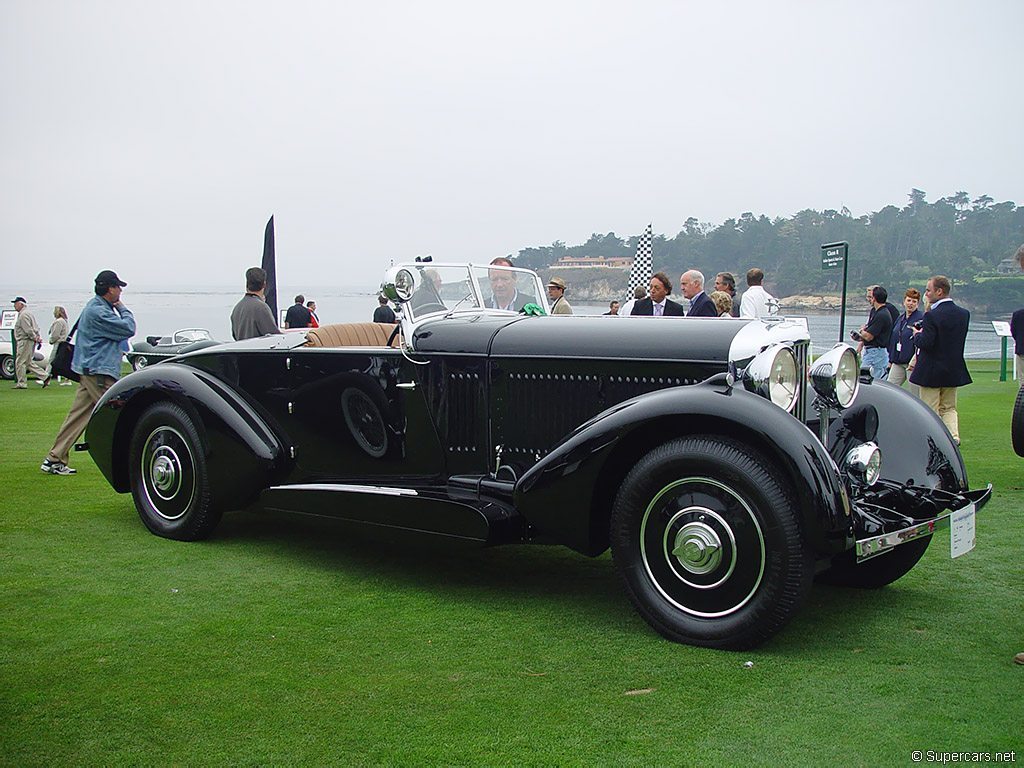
[{"xmin": 267, "ymin": 483, "xmax": 419, "ymax": 497}]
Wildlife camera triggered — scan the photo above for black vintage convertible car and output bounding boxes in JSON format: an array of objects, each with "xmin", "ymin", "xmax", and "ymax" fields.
[{"xmin": 84, "ymin": 263, "xmax": 990, "ymax": 649}]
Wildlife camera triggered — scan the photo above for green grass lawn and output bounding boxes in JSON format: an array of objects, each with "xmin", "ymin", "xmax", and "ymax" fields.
[{"xmin": 1, "ymin": 363, "xmax": 1021, "ymax": 766}]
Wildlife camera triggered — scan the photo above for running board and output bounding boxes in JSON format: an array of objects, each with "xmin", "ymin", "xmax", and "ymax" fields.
[{"xmin": 259, "ymin": 482, "xmax": 525, "ymax": 546}]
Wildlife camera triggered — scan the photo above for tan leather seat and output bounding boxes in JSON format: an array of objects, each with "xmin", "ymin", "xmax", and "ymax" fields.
[{"xmin": 305, "ymin": 323, "xmax": 399, "ymax": 348}]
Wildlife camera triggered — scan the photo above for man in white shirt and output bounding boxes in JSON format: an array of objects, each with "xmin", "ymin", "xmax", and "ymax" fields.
[{"xmin": 740, "ymin": 268, "xmax": 776, "ymax": 319}]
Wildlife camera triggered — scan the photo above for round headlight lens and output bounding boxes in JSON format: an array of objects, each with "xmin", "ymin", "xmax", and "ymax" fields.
[
  {"xmin": 768, "ymin": 347, "xmax": 798, "ymax": 410},
  {"xmin": 835, "ymin": 347, "xmax": 859, "ymax": 408},
  {"xmin": 742, "ymin": 344, "xmax": 800, "ymax": 413},
  {"xmin": 810, "ymin": 344, "xmax": 860, "ymax": 410},
  {"xmin": 394, "ymin": 269, "xmax": 415, "ymax": 301}
]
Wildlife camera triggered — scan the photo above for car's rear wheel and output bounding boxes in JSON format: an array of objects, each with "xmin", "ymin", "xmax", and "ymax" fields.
[
  {"xmin": 0, "ymin": 355, "xmax": 14, "ymax": 379},
  {"xmin": 132, "ymin": 355, "xmax": 149, "ymax": 371},
  {"xmin": 817, "ymin": 536, "xmax": 931, "ymax": 588},
  {"xmin": 610, "ymin": 436, "xmax": 812, "ymax": 650},
  {"xmin": 129, "ymin": 402, "xmax": 222, "ymax": 540}
]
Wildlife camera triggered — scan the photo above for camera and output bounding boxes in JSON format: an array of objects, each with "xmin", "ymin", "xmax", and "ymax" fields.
[
  {"xmin": 850, "ymin": 331, "xmax": 863, "ymax": 342},
  {"xmin": 912, "ymin": 321, "xmax": 924, "ymax": 330}
]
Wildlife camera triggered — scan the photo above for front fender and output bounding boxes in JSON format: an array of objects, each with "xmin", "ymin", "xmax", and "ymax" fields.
[
  {"xmin": 514, "ymin": 377, "xmax": 850, "ymax": 557},
  {"xmin": 86, "ymin": 364, "xmax": 286, "ymax": 501},
  {"xmin": 825, "ymin": 378, "xmax": 968, "ymax": 494}
]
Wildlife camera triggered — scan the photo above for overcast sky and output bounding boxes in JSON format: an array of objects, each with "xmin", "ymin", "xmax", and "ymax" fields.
[{"xmin": 2, "ymin": 0, "xmax": 1021, "ymax": 290}]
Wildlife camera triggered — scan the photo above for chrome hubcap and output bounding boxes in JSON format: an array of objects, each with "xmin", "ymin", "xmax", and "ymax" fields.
[
  {"xmin": 149, "ymin": 450, "xmax": 181, "ymax": 499},
  {"xmin": 672, "ymin": 520, "xmax": 722, "ymax": 575},
  {"xmin": 140, "ymin": 425, "xmax": 195, "ymax": 520}
]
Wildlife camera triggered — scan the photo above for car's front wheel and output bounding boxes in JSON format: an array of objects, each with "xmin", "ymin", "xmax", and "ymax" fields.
[
  {"xmin": 132, "ymin": 355, "xmax": 148, "ymax": 371},
  {"xmin": 128, "ymin": 402, "xmax": 222, "ymax": 540},
  {"xmin": 610, "ymin": 436, "xmax": 812, "ymax": 649},
  {"xmin": 0, "ymin": 354, "xmax": 14, "ymax": 379}
]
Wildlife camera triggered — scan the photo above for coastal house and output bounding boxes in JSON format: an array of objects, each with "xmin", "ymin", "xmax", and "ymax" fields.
[
  {"xmin": 552, "ymin": 255, "xmax": 633, "ymax": 270},
  {"xmin": 996, "ymin": 258, "xmax": 1019, "ymax": 275}
]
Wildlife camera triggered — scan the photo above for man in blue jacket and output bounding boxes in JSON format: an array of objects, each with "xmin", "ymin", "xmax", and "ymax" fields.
[
  {"xmin": 679, "ymin": 270, "xmax": 717, "ymax": 317},
  {"xmin": 887, "ymin": 287, "xmax": 924, "ymax": 392},
  {"xmin": 910, "ymin": 275, "xmax": 971, "ymax": 445},
  {"xmin": 41, "ymin": 270, "xmax": 136, "ymax": 475}
]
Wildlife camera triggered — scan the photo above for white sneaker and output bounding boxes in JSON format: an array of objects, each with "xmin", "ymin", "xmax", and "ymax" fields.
[{"xmin": 41, "ymin": 460, "xmax": 77, "ymax": 475}]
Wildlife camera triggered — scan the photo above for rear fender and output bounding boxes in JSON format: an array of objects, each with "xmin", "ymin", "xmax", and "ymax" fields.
[
  {"xmin": 514, "ymin": 377, "xmax": 851, "ymax": 557},
  {"xmin": 87, "ymin": 365, "xmax": 285, "ymax": 507}
]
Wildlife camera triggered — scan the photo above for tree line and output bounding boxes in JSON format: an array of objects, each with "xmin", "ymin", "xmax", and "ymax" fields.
[{"xmin": 512, "ymin": 190, "xmax": 1024, "ymax": 307}]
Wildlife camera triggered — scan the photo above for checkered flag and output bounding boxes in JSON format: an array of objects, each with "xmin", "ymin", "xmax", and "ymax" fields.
[{"xmin": 627, "ymin": 223, "xmax": 653, "ymax": 299}]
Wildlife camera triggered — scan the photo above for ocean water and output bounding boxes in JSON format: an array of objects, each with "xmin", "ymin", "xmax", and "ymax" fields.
[{"xmin": 10, "ymin": 286, "xmax": 1014, "ymax": 360}]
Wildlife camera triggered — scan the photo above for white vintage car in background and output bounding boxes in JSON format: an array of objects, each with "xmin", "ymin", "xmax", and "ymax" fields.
[{"xmin": 0, "ymin": 338, "xmax": 52, "ymax": 380}]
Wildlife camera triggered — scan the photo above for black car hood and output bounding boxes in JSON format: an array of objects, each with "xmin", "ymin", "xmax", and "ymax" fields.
[{"xmin": 411, "ymin": 313, "xmax": 755, "ymax": 362}]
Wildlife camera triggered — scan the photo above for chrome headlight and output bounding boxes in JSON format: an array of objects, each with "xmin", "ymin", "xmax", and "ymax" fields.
[
  {"xmin": 381, "ymin": 268, "xmax": 415, "ymax": 303},
  {"xmin": 845, "ymin": 443, "xmax": 881, "ymax": 486},
  {"xmin": 742, "ymin": 344, "xmax": 799, "ymax": 412},
  {"xmin": 810, "ymin": 344, "xmax": 859, "ymax": 409}
]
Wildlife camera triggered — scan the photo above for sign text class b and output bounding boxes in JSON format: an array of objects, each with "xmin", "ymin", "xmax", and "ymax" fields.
[{"xmin": 821, "ymin": 241, "xmax": 848, "ymax": 270}]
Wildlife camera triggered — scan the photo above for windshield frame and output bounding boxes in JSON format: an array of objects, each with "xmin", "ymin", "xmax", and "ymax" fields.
[{"xmin": 388, "ymin": 262, "xmax": 549, "ymax": 323}]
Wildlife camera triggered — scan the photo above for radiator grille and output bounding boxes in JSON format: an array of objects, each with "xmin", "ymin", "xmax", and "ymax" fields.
[{"xmin": 793, "ymin": 340, "xmax": 809, "ymax": 423}]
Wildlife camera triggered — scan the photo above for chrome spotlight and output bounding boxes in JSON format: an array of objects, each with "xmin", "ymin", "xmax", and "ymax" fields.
[
  {"xmin": 381, "ymin": 268, "xmax": 415, "ymax": 303},
  {"xmin": 810, "ymin": 344, "xmax": 860, "ymax": 410},
  {"xmin": 845, "ymin": 442, "xmax": 881, "ymax": 486},
  {"xmin": 742, "ymin": 344, "xmax": 800, "ymax": 412}
]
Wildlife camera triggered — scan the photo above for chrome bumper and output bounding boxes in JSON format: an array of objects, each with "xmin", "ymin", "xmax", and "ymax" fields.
[{"xmin": 854, "ymin": 484, "xmax": 992, "ymax": 562}]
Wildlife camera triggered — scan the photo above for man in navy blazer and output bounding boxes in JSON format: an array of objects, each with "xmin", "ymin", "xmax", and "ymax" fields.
[
  {"xmin": 680, "ymin": 270, "xmax": 718, "ymax": 317},
  {"xmin": 630, "ymin": 272, "xmax": 685, "ymax": 316},
  {"xmin": 910, "ymin": 275, "xmax": 971, "ymax": 444}
]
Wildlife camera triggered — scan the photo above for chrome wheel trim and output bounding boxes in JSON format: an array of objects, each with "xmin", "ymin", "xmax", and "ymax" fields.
[
  {"xmin": 134, "ymin": 356, "xmax": 148, "ymax": 370},
  {"xmin": 140, "ymin": 425, "xmax": 195, "ymax": 520},
  {"xmin": 668, "ymin": 512, "xmax": 733, "ymax": 583},
  {"xmin": 640, "ymin": 476, "xmax": 766, "ymax": 618}
]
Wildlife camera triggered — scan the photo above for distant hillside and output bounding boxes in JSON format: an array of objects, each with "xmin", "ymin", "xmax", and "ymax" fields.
[{"xmin": 516, "ymin": 190, "xmax": 1024, "ymax": 300}]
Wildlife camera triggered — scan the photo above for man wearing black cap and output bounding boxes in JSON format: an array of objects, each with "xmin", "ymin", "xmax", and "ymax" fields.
[
  {"xmin": 11, "ymin": 296, "xmax": 47, "ymax": 388},
  {"xmin": 41, "ymin": 270, "xmax": 136, "ymax": 476}
]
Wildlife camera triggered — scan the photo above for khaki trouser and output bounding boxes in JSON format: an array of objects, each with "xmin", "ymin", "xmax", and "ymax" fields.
[
  {"xmin": 918, "ymin": 386, "xmax": 959, "ymax": 443},
  {"xmin": 886, "ymin": 363, "xmax": 920, "ymax": 397},
  {"xmin": 46, "ymin": 374, "xmax": 115, "ymax": 464},
  {"xmin": 15, "ymin": 338, "xmax": 48, "ymax": 386}
]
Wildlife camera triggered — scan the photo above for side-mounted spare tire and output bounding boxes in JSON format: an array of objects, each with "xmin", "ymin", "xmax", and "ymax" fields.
[
  {"xmin": 128, "ymin": 401, "xmax": 223, "ymax": 540},
  {"xmin": 610, "ymin": 435, "xmax": 813, "ymax": 650}
]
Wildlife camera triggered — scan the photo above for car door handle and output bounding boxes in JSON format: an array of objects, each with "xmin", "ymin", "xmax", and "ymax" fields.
[{"xmin": 396, "ymin": 382, "xmax": 416, "ymax": 390}]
